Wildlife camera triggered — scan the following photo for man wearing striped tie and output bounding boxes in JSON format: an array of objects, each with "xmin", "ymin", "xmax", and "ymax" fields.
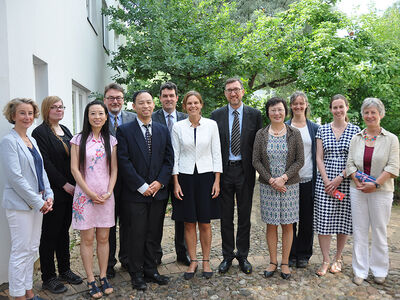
[
  {"xmin": 211, "ymin": 77, "xmax": 263, "ymax": 275},
  {"xmin": 152, "ymin": 82, "xmax": 190, "ymax": 266},
  {"xmin": 103, "ymin": 83, "xmax": 136, "ymax": 278}
]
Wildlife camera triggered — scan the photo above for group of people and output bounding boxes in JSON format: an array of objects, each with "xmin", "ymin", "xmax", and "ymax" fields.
[{"xmin": 1, "ymin": 77, "xmax": 398, "ymax": 300}]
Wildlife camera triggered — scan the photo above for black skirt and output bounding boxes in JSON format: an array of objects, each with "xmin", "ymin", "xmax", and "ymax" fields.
[{"xmin": 172, "ymin": 169, "xmax": 220, "ymax": 223}]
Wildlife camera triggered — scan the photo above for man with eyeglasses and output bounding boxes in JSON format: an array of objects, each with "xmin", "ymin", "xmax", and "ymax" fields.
[
  {"xmin": 103, "ymin": 83, "xmax": 136, "ymax": 278},
  {"xmin": 211, "ymin": 77, "xmax": 262, "ymax": 275},
  {"xmin": 152, "ymin": 82, "xmax": 190, "ymax": 266}
]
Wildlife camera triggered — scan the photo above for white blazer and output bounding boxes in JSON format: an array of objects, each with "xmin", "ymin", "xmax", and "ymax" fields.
[
  {"xmin": 0, "ymin": 129, "xmax": 53, "ymax": 211},
  {"xmin": 172, "ymin": 117, "xmax": 223, "ymax": 175}
]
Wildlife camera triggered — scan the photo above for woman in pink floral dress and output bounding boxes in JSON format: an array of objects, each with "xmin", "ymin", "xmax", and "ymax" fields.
[{"xmin": 70, "ymin": 100, "xmax": 117, "ymax": 299}]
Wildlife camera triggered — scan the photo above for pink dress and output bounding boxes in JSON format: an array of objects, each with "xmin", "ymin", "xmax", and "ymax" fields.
[{"xmin": 71, "ymin": 133, "xmax": 117, "ymax": 230}]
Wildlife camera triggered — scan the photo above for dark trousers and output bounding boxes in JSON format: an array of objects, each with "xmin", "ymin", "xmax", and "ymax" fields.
[
  {"xmin": 154, "ymin": 195, "xmax": 186, "ymax": 262},
  {"xmin": 220, "ymin": 164, "xmax": 254, "ymax": 260},
  {"xmin": 108, "ymin": 185, "xmax": 129, "ymax": 268},
  {"xmin": 290, "ymin": 181, "xmax": 314, "ymax": 261},
  {"xmin": 39, "ymin": 197, "xmax": 72, "ymax": 282},
  {"xmin": 125, "ymin": 199, "xmax": 166, "ymax": 276}
]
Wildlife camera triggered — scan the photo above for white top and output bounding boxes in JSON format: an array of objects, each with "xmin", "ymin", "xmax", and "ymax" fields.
[
  {"xmin": 293, "ymin": 124, "xmax": 313, "ymax": 180},
  {"xmin": 172, "ymin": 117, "xmax": 223, "ymax": 175}
]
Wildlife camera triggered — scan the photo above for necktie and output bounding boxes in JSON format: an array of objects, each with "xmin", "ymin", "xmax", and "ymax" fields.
[
  {"xmin": 143, "ymin": 124, "xmax": 152, "ymax": 156},
  {"xmin": 231, "ymin": 110, "xmax": 240, "ymax": 156},
  {"xmin": 114, "ymin": 115, "xmax": 118, "ymax": 133},
  {"xmin": 167, "ymin": 114, "xmax": 173, "ymax": 133}
]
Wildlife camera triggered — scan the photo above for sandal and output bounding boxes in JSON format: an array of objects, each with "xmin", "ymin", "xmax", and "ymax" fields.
[
  {"xmin": 316, "ymin": 261, "xmax": 330, "ymax": 276},
  {"xmin": 264, "ymin": 262, "xmax": 278, "ymax": 278},
  {"xmin": 183, "ymin": 259, "xmax": 198, "ymax": 280},
  {"xmin": 330, "ymin": 258, "xmax": 343, "ymax": 274},
  {"xmin": 201, "ymin": 259, "xmax": 213, "ymax": 279},
  {"xmin": 100, "ymin": 277, "xmax": 113, "ymax": 295},
  {"xmin": 280, "ymin": 263, "xmax": 291, "ymax": 280},
  {"xmin": 87, "ymin": 281, "xmax": 102, "ymax": 299}
]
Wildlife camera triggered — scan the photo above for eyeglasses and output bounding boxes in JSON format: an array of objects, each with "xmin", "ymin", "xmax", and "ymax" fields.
[
  {"xmin": 225, "ymin": 88, "xmax": 243, "ymax": 94},
  {"xmin": 106, "ymin": 96, "xmax": 124, "ymax": 102},
  {"xmin": 269, "ymin": 109, "xmax": 285, "ymax": 114},
  {"xmin": 50, "ymin": 105, "xmax": 66, "ymax": 110}
]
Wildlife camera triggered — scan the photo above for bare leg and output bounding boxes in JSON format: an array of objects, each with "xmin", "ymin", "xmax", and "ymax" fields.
[
  {"xmin": 316, "ymin": 234, "xmax": 331, "ymax": 275},
  {"xmin": 266, "ymin": 224, "xmax": 278, "ymax": 271},
  {"xmin": 281, "ymin": 224, "xmax": 293, "ymax": 274},
  {"xmin": 198, "ymin": 223, "xmax": 212, "ymax": 272},
  {"xmin": 80, "ymin": 229, "xmax": 95, "ymax": 282},
  {"xmin": 96, "ymin": 228, "xmax": 112, "ymax": 294},
  {"xmin": 185, "ymin": 222, "xmax": 198, "ymax": 272},
  {"xmin": 335, "ymin": 234, "xmax": 348, "ymax": 260}
]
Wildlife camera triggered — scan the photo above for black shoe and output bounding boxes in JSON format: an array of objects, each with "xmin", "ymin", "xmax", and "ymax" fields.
[
  {"xmin": 176, "ymin": 253, "xmax": 191, "ymax": 266},
  {"xmin": 59, "ymin": 270, "xmax": 83, "ymax": 285},
  {"xmin": 131, "ymin": 274, "xmax": 147, "ymax": 291},
  {"xmin": 238, "ymin": 258, "xmax": 252, "ymax": 274},
  {"xmin": 155, "ymin": 257, "xmax": 162, "ymax": 265},
  {"xmin": 296, "ymin": 259, "xmax": 309, "ymax": 268},
  {"xmin": 184, "ymin": 260, "xmax": 198, "ymax": 280},
  {"xmin": 202, "ymin": 259, "xmax": 213, "ymax": 279},
  {"xmin": 144, "ymin": 273, "xmax": 169, "ymax": 285},
  {"xmin": 106, "ymin": 266, "xmax": 115, "ymax": 279},
  {"xmin": 42, "ymin": 277, "xmax": 68, "ymax": 294},
  {"xmin": 263, "ymin": 262, "xmax": 278, "ymax": 278},
  {"xmin": 289, "ymin": 258, "xmax": 297, "ymax": 267},
  {"xmin": 280, "ymin": 263, "xmax": 291, "ymax": 280},
  {"xmin": 218, "ymin": 259, "xmax": 232, "ymax": 274},
  {"xmin": 121, "ymin": 262, "xmax": 129, "ymax": 270}
]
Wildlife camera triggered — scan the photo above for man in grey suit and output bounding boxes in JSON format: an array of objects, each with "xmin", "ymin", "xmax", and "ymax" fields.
[
  {"xmin": 152, "ymin": 82, "xmax": 190, "ymax": 266},
  {"xmin": 211, "ymin": 77, "xmax": 262, "ymax": 275},
  {"xmin": 104, "ymin": 83, "xmax": 137, "ymax": 278}
]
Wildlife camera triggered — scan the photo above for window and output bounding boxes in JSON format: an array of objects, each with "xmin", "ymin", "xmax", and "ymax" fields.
[
  {"xmin": 72, "ymin": 82, "xmax": 90, "ymax": 134},
  {"xmin": 102, "ymin": 0, "xmax": 109, "ymax": 52},
  {"xmin": 86, "ymin": 0, "xmax": 98, "ymax": 35}
]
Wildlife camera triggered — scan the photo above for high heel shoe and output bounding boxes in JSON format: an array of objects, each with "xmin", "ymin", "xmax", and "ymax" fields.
[
  {"xmin": 316, "ymin": 261, "xmax": 330, "ymax": 276},
  {"xmin": 330, "ymin": 257, "xmax": 343, "ymax": 274},
  {"xmin": 280, "ymin": 263, "xmax": 291, "ymax": 280},
  {"xmin": 201, "ymin": 259, "xmax": 213, "ymax": 279},
  {"xmin": 263, "ymin": 262, "xmax": 278, "ymax": 278},
  {"xmin": 183, "ymin": 260, "xmax": 198, "ymax": 280}
]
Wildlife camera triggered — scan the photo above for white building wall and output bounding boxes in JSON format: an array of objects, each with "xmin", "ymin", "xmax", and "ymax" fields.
[{"xmin": 0, "ymin": 0, "xmax": 120, "ymax": 284}]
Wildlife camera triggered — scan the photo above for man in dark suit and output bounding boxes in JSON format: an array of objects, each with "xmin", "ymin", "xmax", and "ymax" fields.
[
  {"xmin": 117, "ymin": 90, "xmax": 173, "ymax": 291},
  {"xmin": 103, "ymin": 83, "xmax": 137, "ymax": 278},
  {"xmin": 151, "ymin": 82, "xmax": 190, "ymax": 266},
  {"xmin": 211, "ymin": 77, "xmax": 262, "ymax": 275}
]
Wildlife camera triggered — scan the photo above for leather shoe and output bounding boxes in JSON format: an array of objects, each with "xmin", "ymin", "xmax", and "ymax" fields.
[
  {"xmin": 131, "ymin": 274, "xmax": 147, "ymax": 291},
  {"xmin": 144, "ymin": 273, "xmax": 169, "ymax": 285},
  {"xmin": 238, "ymin": 258, "xmax": 252, "ymax": 274},
  {"xmin": 121, "ymin": 262, "xmax": 129, "ymax": 270},
  {"xmin": 176, "ymin": 253, "xmax": 191, "ymax": 266},
  {"xmin": 218, "ymin": 259, "xmax": 232, "ymax": 274},
  {"xmin": 59, "ymin": 270, "xmax": 83, "ymax": 285},
  {"xmin": 264, "ymin": 262, "xmax": 278, "ymax": 278},
  {"xmin": 280, "ymin": 263, "xmax": 291, "ymax": 280},
  {"xmin": 106, "ymin": 266, "xmax": 115, "ymax": 279},
  {"xmin": 296, "ymin": 259, "xmax": 308, "ymax": 268},
  {"xmin": 289, "ymin": 258, "xmax": 297, "ymax": 267},
  {"xmin": 42, "ymin": 277, "xmax": 67, "ymax": 294}
]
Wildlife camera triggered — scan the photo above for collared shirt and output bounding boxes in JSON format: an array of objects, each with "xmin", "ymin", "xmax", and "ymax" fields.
[
  {"xmin": 163, "ymin": 109, "xmax": 177, "ymax": 126},
  {"xmin": 172, "ymin": 117, "xmax": 223, "ymax": 175},
  {"xmin": 346, "ymin": 127, "xmax": 399, "ymax": 192},
  {"xmin": 228, "ymin": 103, "xmax": 243, "ymax": 161},
  {"xmin": 136, "ymin": 118, "xmax": 153, "ymax": 194},
  {"xmin": 109, "ymin": 111, "xmax": 122, "ymax": 128}
]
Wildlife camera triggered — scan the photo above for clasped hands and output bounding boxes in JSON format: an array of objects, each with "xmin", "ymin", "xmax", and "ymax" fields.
[
  {"xmin": 353, "ymin": 178, "xmax": 376, "ymax": 193},
  {"xmin": 323, "ymin": 176, "xmax": 343, "ymax": 196},
  {"xmin": 269, "ymin": 176, "xmax": 287, "ymax": 193},
  {"xmin": 143, "ymin": 181, "xmax": 162, "ymax": 197},
  {"xmin": 40, "ymin": 198, "xmax": 53, "ymax": 214}
]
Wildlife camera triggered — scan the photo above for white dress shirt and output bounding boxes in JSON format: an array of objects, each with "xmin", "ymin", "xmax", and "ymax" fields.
[
  {"xmin": 136, "ymin": 118, "xmax": 152, "ymax": 194},
  {"xmin": 163, "ymin": 109, "xmax": 177, "ymax": 126},
  {"xmin": 228, "ymin": 103, "xmax": 243, "ymax": 161},
  {"xmin": 172, "ymin": 117, "xmax": 223, "ymax": 175}
]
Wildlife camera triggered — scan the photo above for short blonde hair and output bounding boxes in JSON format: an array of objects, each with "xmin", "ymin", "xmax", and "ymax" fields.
[
  {"xmin": 3, "ymin": 98, "xmax": 40, "ymax": 124},
  {"xmin": 41, "ymin": 96, "xmax": 63, "ymax": 124}
]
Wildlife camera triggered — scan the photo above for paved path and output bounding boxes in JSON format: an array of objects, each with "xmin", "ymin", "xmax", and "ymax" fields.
[{"xmin": 1, "ymin": 183, "xmax": 399, "ymax": 299}]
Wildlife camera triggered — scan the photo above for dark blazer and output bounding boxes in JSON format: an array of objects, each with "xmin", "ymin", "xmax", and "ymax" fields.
[
  {"xmin": 109, "ymin": 110, "xmax": 137, "ymax": 137},
  {"xmin": 211, "ymin": 104, "xmax": 263, "ymax": 186},
  {"xmin": 252, "ymin": 124, "xmax": 304, "ymax": 185},
  {"xmin": 32, "ymin": 122, "xmax": 75, "ymax": 202},
  {"xmin": 286, "ymin": 119, "xmax": 319, "ymax": 197},
  {"xmin": 152, "ymin": 109, "xmax": 187, "ymax": 125},
  {"xmin": 116, "ymin": 119, "xmax": 174, "ymax": 203}
]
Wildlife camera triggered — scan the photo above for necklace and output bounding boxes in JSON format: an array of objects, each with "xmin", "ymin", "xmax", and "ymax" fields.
[
  {"xmin": 270, "ymin": 125, "xmax": 285, "ymax": 136},
  {"xmin": 363, "ymin": 128, "xmax": 380, "ymax": 142}
]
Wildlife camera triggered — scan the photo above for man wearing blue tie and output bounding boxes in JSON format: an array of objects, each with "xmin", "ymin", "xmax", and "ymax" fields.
[{"xmin": 152, "ymin": 82, "xmax": 190, "ymax": 266}]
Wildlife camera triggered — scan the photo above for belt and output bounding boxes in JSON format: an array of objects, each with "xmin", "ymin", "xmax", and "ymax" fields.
[{"xmin": 228, "ymin": 160, "xmax": 242, "ymax": 166}]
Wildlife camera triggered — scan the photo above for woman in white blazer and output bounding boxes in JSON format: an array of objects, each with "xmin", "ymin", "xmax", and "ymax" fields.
[{"xmin": 0, "ymin": 98, "xmax": 53, "ymax": 300}]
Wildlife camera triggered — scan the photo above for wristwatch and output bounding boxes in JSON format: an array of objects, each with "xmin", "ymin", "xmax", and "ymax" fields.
[
  {"xmin": 339, "ymin": 172, "xmax": 344, "ymax": 178},
  {"xmin": 374, "ymin": 182, "xmax": 381, "ymax": 189}
]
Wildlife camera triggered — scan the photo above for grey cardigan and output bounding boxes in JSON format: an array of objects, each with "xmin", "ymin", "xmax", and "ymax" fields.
[{"xmin": 252, "ymin": 124, "xmax": 304, "ymax": 185}]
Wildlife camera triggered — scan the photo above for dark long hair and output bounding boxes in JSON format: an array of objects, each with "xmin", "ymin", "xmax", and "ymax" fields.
[{"xmin": 79, "ymin": 100, "xmax": 111, "ymax": 174}]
